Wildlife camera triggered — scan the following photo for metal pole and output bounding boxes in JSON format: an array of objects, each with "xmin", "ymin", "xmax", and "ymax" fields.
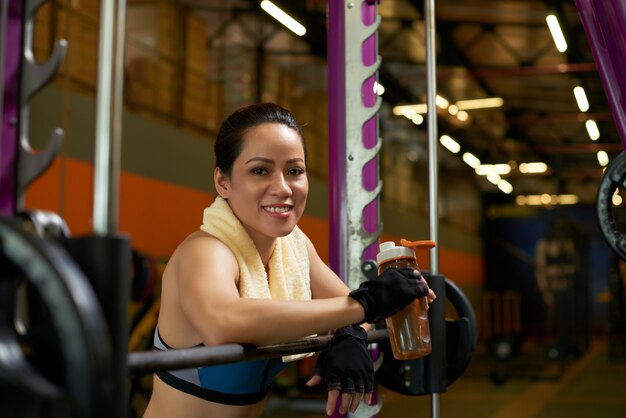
[
  {"xmin": 424, "ymin": 0, "xmax": 441, "ymax": 416},
  {"xmin": 0, "ymin": 0, "xmax": 8, "ymax": 181},
  {"xmin": 92, "ymin": 0, "xmax": 116, "ymax": 234},
  {"xmin": 328, "ymin": 0, "xmax": 347, "ymax": 280},
  {"xmin": 90, "ymin": 3, "xmax": 129, "ymax": 418},
  {"xmin": 0, "ymin": 0, "xmax": 7, "ymax": 139},
  {"xmin": 109, "ymin": 0, "xmax": 126, "ymax": 232},
  {"xmin": 128, "ymin": 329, "xmax": 390, "ymax": 376},
  {"xmin": 0, "ymin": 0, "xmax": 19, "ymax": 216}
]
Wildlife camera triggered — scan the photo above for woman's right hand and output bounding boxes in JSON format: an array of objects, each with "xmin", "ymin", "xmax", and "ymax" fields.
[
  {"xmin": 306, "ymin": 325, "xmax": 374, "ymax": 416},
  {"xmin": 348, "ymin": 267, "xmax": 431, "ymax": 323}
]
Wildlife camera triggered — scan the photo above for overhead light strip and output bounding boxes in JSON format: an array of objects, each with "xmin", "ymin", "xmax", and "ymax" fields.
[
  {"xmin": 392, "ymin": 97, "xmax": 503, "ymax": 115},
  {"xmin": 497, "ymin": 179, "xmax": 513, "ymax": 194},
  {"xmin": 455, "ymin": 97, "xmax": 504, "ymax": 110},
  {"xmin": 260, "ymin": 0, "xmax": 306, "ymax": 36},
  {"xmin": 585, "ymin": 120, "xmax": 600, "ymax": 141},
  {"xmin": 546, "ymin": 14, "xmax": 568, "ymax": 52},
  {"xmin": 519, "ymin": 162, "xmax": 548, "ymax": 173},
  {"xmin": 597, "ymin": 150, "xmax": 609, "ymax": 167},
  {"xmin": 573, "ymin": 86, "xmax": 589, "ymax": 112},
  {"xmin": 516, "ymin": 194, "xmax": 578, "ymax": 206},
  {"xmin": 462, "ymin": 152, "xmax": 481, "ymax": 169},
  {"xmin": 440, "ymin": 135, "xmax": 460, "ymax": 154},
  {"xmin": 475, "ymin": 164, "xmax": 511, "ymax": 175}
]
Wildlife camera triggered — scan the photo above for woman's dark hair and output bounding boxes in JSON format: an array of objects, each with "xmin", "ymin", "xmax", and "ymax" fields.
[{"xmin": 214, "ymin": 103, "xmax": 306, "ymax": 175}]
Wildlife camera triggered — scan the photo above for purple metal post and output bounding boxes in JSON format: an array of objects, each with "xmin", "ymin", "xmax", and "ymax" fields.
[
  {"xmin": 328, "ymin": 0, "xmax": 347, "ymax": 279},
  {"xmin": 575, "ymin": 0, "xmax": 626, "ymax": 150},
  {"xmin": 0, "ymin": 0, "xmax": 22, "ymax": 216}
]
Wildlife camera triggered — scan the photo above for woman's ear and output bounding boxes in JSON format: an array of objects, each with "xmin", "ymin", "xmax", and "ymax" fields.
[{"xmin": 214, "ymin": 167, "xmax": 231, "ymax": 199}]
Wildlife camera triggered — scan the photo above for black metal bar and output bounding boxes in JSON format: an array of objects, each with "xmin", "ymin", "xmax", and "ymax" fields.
[
  {"xmin": 424, "ymin": 274, "xmax": 447, "ymax": 394},
  {"xmin": 62, "ymin": 235, "xmax": 131, "ymax": 418},
  {"xmin": 128, "ymin": 329, "xmax": 389, "ymax": 376}
]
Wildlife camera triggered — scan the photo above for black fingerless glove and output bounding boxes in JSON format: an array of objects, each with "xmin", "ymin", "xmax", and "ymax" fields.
[
  {"xmin": 349, "ymin": 267, "xmax": 429, "ymax": 323},
  {"xmin": 313, "ymin": 325, "xmax": 374, "ymax": 393}
]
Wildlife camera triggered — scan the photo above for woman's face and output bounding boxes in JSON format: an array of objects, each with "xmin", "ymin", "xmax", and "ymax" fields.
[{"xmin": 215, "ymin": 123, "xmax": 308, "ymax": 245}]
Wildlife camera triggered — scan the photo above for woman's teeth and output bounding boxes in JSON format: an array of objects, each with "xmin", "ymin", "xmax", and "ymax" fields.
[{"xmin": 264, "ymin": 206, "xmax": 290, "ymax": 213}]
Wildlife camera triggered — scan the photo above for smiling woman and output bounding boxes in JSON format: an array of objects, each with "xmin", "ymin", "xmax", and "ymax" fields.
[{"xmin": 142, "ymin": 103, "xmax": 434, "ymax": 418}]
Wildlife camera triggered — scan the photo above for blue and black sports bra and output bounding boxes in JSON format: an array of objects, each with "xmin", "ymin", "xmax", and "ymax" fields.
[{"xmin": 153, "ymin": 328, "xmax": 288, "ymax": 405}]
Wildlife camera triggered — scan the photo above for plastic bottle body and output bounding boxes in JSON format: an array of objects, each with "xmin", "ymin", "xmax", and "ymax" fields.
[{"xmin": 378, "ymin": 258, "xmax": 432, "ymax": 360}]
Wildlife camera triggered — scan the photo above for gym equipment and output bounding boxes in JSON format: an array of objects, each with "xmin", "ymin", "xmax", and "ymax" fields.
[
  {"xmin": 0, "ymin": 216, "xmax": 114, "ymax": 418},
  {"xmin": 597, "ymin": 151, "xmax": 626, "ymax": 260},
  {"xmin": 376, "ymin": 275, "xmax": 477, "ymax": 395},
  {"xmin": 13, "ymin": 0, "xmax": 67, "ymax": 212},
  {"xmin": 128, "ymin": 329, "xmax": 389, "ymax": 376}
]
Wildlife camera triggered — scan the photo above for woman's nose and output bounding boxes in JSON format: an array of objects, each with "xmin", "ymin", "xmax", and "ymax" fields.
[{"xmin": 269, "ymin": 173, "xmax": 292, "ymax": 195}]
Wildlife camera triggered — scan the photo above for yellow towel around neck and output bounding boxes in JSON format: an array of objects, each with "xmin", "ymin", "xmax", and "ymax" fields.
[{"xmin": 199, "ymin": 196, "xmax": 311, "ymax": 301}]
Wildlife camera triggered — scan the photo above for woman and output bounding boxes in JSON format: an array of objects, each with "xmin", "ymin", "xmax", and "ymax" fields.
[{"xmin": 143, "ymin": 103, "xmax": 434, "ymax": 418}]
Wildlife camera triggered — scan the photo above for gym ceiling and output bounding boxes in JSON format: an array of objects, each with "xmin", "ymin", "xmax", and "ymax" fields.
[{"xmin": 172, "ymin": 0, "xmax": 622, "ymax": 204}]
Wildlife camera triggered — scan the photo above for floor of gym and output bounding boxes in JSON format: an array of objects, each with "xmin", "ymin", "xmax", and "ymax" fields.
[{"xmin": 260, "ymin": 338, "xmax": 626, "ymax": 418}]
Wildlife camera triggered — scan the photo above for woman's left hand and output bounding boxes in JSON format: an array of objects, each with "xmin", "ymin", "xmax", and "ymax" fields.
[{"xmin": 306, "ymin": 325, "xmax": 374, "ymax": 416}]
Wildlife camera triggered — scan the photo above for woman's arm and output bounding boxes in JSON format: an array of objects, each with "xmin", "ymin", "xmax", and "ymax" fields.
[
  {"xmin": 305, "ymin": 236, "xmax": 373, "ymax": 332},
  {"xmin": 177, "ymin": 235, "xmax": 365, "ymax": 347},
  {"xmin": 306, "ymin": 235, "xmax": 352, "ymax": 299}
]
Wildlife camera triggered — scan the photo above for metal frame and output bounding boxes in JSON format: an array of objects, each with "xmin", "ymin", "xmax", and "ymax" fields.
[{"xmin": 329, "ymin": 1, "xmax": 444, "ymax": 417}]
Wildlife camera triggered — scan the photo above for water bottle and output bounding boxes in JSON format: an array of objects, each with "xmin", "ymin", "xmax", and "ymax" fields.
[{"xmin": 377, "ymin": 239, "xmax": 435, "ymax": 360}]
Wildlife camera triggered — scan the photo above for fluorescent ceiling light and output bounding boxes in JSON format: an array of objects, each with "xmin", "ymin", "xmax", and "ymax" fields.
[
  {"xmin": 497, "ymin": 179, "xmax": 513, "ymax": 194},
  {"xmin": 400, "ymin": 107, "xmax": 416, "ymax": 118},
  {"xmin": 493, "ymin": 164, "xmax": 511, "ymax": 174},
  {"xmin": 455, "ymin": 97, "xmax": 503, "ymax": 110},
  {"xmin": 597, "ymin": 150, "xmax": 609, "ymax": 167},
  {"xmin": 519, "ymin": 162, "xmax": 548, "ymax": 173},
  {"xmin": 486, "ymin": 173, "xmax": 501, "ymax": 184},
  {"xmin": 457, "ymin": 110, "xmax": 469, "ymax": 121},
  {"xmin": 516, "ymin": 194, "xmax": 579, "ymax": 206},
  {"xmin": 586, "ymin": 120, "xmax": 600, "ymax": 140},
  {"xmin": 559, "ymin": 194, "xmax": 579, "ymax": 205},
  {"xmin": 260, "ymin": 0, "xmax": 306, "ymax": 36},
  {"xmin": 476, "ymin": 164, "xmax": 511, "ymax": 176},
  {"xmin": 392, "ymin": 104, "xmax": 428, "ymax": 115},
  {"xmin": 541, "ymin": 193, "xmax": 554, "ymax": 205},
  {"xmin": 475, "ymin": 165, "xmax": 491, "ymax": 175},
  {"xmin": 440, "ymin": 135, "xmax": 461, "ymax": 153},
  {"xmin": 462, "ymin": 152, "xmax": 481, "ymax": 169},
  {"xmin": 475, "ymin": 164, "xmax": 511, "ymax": 175},
  {"xmin": 436, "ymin": 95, "xmax": 449, "ymax": 109},
  {"xmin": 546, "ymin": 14, "xmax": 567, "ymax": 53},
  {"xmin": 391, "ymin": 106, "xmax": 424, "ymax": 124},
  {"xmin": 573, "ymin": 86, "xmax": 589, "ymax": 112},
  {"xmin": 393, "ymin": 97, "xmax": 500, "ymax": 115},
  {"xmin": 411, "ymin": 114, "xmax": 424, "ymax": 125}
]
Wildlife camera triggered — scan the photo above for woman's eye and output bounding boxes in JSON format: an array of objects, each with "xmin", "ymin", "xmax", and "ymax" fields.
[
  {"xmin": 251, "ymin": 168, "xmax": 268, "ymax": 175},
  {"xmin": 288, "ymin": 167, "xmax": 305, "ymax": 176}
]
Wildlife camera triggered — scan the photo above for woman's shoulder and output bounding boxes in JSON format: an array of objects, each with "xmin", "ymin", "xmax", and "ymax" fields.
[
  {"xmin": 174, "ymin": 230, "xmax": 237, "ymax": 264},
  {"xmin": 166, "ymin": 230, "xmax": 240, "ymax": 286}
]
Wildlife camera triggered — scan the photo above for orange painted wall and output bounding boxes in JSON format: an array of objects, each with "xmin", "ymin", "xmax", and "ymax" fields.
[{"xmin": 25, "ymin": 157, "xmax": 483, "ymax": 286}]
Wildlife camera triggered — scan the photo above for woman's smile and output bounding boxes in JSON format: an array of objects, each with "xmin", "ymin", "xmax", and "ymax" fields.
[{"xmin": 262, "ymin": 204, "xmax": 293, "ymax": 218}]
